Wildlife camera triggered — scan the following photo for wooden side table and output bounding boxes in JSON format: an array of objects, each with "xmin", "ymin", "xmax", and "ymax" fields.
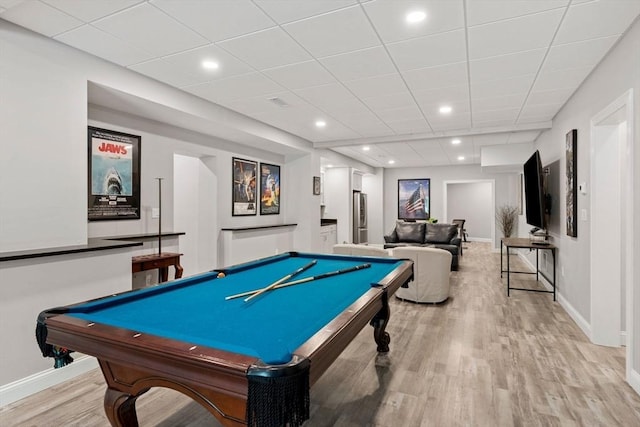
[{"xmin": 132, "ymin": 252, "xmax": 183, "ymax": 283}]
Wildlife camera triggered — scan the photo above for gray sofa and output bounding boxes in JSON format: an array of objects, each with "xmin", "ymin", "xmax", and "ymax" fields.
[{"xmin": 384, "ymin": 221, "xmax": 461, "ymax": 270}]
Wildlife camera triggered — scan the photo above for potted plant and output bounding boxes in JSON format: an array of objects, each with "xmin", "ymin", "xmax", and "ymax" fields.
[{"xmin": 496, "ymin": 205, "xmax": 518, "ymax": 237}]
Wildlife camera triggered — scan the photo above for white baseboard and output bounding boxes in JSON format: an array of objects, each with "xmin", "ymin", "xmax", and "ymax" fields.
[
  {"xmin": 629, "ymin": 367, "xmax": 640, "ymax": 396},
  {"xmin": 0, "ymin": 355, "xmax": 98, "ymax": 407},
  {"xmin": 517, "ymin": 253, "xmax": 593, "ymax": 341},
  {"xmin": 466, "ymin": 237, "xmax": 491, "ymax": 242}
]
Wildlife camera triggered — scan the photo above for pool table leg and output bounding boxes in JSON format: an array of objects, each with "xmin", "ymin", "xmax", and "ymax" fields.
[
  {"xmin": 370, "ymin": 293, "xmax": 391, "ymax": 352},
  {"xmin": 104, "ymin": 388, "xmax": 142, "ymax": 427}
]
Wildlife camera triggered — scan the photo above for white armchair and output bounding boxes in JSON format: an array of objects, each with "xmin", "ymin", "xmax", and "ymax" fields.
[
  {"xmin": 391, "ymin": 246, "xmax": 452, "ymax": 303},
  {"xmin": 332, "ymin": 244, "xmax": 390, "ymax": 257}
]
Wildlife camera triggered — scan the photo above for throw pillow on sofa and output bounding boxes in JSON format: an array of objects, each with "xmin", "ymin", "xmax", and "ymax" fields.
[
  {"xmin": 425, "ymin": 223, "xmax": 457, "ymax": 243},
  {"xmin": 395, "ymin": 221, "xmax": 425, "ymax": 243}
]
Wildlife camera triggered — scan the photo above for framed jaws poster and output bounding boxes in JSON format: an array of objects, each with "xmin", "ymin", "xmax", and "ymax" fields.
[{"xmin": 88, "ymin": 126, "xmax": 141, "ymax": 221}]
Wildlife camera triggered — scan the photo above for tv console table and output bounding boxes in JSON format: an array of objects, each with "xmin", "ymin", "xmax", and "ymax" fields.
[{"xmin": 501, "ymin": 237, "xmax": 556, "ymax": 301}]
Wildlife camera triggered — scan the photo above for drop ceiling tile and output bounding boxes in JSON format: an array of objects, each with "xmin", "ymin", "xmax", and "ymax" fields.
[
  {"xmin": 468, "ymin": 9, "xmax": 564, "ymax": 60},
  {"xmin": 378, "ymin": 106, "xmax": 424, "ymax": 123},
  {"xmin": 345, "ymin": 73, "xmax": 407, "ymax": 99},
  {"xmin": 185, "ymin": 72, "xmax": 285, "ymax": 102},
  {"xmin": 387, "ymin": 119, "xmax": 431, "ymax": 134},
  {"xmin": 255, "ymin": 0, "xmax": 357, "ymax": 24},
  {"xmin": 151, "ymin": 0, "xmax": 274, "ymax": 42},
  {"xmin": 220, "ymin": 91, "xmax": 312, "ymax": 116},
  {"xmin": 527, "ymin": 88, "xmax": 573, "ymax": 106},
  {"xmin": 378, "ymin": 142, "xmax": 420, "ymax": 157},
  {"xmin": 1, "ymin": 0, "xmax": 82, "ymax": 36},
  {"xmin": 283, "ymin": 6, "xmax": 379, "ymax": 57},
  {"xmin": 0, "ymin": 6, "xmax": 5, "ymax": 13},
  {"xmin": 466, "ymin": 0, "xmax": 569, "ymax": 26},
  {"xmin": 554, "ymin": 0, "xmax": 640, "ymax": 45},
  {"xmin": 93, "ymin": 3, "xmax": 208, "ymax": 56},
  {"xmin": 403, "ymin": 62, "xmax": 468, "ymax": 92},
  {"xmin": 42, "ymin": 0, "xmax": 143, "ymax": 22},
  {"xmin": 362, "ymin": 91, "xmax": 416, "ymax": 111},
  {"xmin": 263, "ymin": 61, "xmax": 337, "ymax": 90},
  {"xmin": 414, "ymin": 86, "xmax": 470, "ymax": 111},
  {"xmin": 363, "ymin": 0, "xmax": 464, "ymax": 43},
  {"xmin": 470, "ymin": 48, "xmax": 545, "ymax": 84},
  {"xmin": 543, "ymin": 35, "xmax": 619, "ymax": 73},
  {"xmin": 472, "ymin": 74, "xmax": 535, "ymax": 99},
  {"xmin": 163, "ymin": 44, "xmax": 254, "ymax": 83},
  {"xmin": 55, "ymin": 24, "xmax": 153, "ymax": 66},
  {"xmin": 129, "ymin": 58, "xmax": 204, "ymax": 87},
  {"xmin": 473, "ymin": 107, "xmax": 520, "ymax": 122},
  {"xmin": 428, "ymin": 113, "xmax": 472, "ymax": 131},
  {"xmin": 532, "ymin": 66, "xmax": 591, "ymax": 92},
  {"xmin": 218, "ymin": 27, "xmax": 311, "ymax": 70},
  {"xmin": 319, "ymin": 46, "xmax": 397, "ymax": 81},
  {"xmin": 294, "ymin": 83, "xmax": 367, "ymax": 114},
  {"xmin": 387, "ymin": 29, "xmax": 467, "ymax": 71},
  {"xmin": 519, "ymin": 103, "xmax": 562, "ymax": 120},
  {"xmin": 336, "ymin": 114, "xmax": 394, "ymax": 138},
  {"xmin": 472, "ymin": 93, "xmax": 526, "ymax": 112},
  {"xmin": 0, "ymin": 1, "xmax": 23, "ymax": 8}
]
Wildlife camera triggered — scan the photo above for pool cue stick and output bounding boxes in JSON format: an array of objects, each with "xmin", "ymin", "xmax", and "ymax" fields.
[
  {"xmin": 226, "ymin": 263, "xmax": 371, "ymax": 301},
  {"xmin": 242, "ymin": 260, "xmax": 317, "ymax": 302}
]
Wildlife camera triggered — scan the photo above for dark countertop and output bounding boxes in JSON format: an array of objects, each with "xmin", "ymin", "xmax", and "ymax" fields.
[
  {"xmin": 0, "ymin": 231, "xmax": 185, "ymax": 262},
  {"xmin": 321, "ymin": 219, "xmax": 337, "ymax": 226}
]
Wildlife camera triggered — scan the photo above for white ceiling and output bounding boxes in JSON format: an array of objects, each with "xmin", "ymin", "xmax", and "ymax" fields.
[{"xmin": 2, "ymin": 0, "xmax": 638, "ymax": 168}]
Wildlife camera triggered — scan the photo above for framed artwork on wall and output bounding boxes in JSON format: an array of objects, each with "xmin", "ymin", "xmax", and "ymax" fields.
[
  {"xmin": 87, "ymin": 126, "xmax": 141, "ymax": 221},
  {"xmin": 232, "ymin": 157, "xmax": 257, "ymax": 216},
  {"xmin": 398, "ymin": 178, "xmax": 430, "ymax": 220},
  {"xmin": 566, "ymin": 129, "xmax": 578, "ymax": 237},
  {"xmin": 313, "ymin": 176, "xmax": 321, "ymax": 195},
  {"xmin": 260, "ymin": 163, "xmax": 280, "ymax": 215}
]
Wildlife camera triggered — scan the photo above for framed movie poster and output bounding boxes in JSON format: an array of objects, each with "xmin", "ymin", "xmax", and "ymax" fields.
[
  {"xmin": 88, "ymin": 127, "xmax": 141, "ymax": 221},
  {"xmin": 260, "ymin": 163, "xmax": 280, "ymax": 215},
  {"xmin": 566, "ymin": 129, "xmax": 578, "ymax": 237},
  {"xmin": 398, "ymin": 178, "xmax": 430, "ymax": 220},
  {"xmin": 232, "ymin": 157, "xmax": 257, "ymax": 216}
]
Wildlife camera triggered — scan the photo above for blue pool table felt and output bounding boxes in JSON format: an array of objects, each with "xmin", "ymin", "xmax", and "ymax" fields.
[{"xmin": 68, "ymin": 253, "xmax": 404, "ymax": 364}]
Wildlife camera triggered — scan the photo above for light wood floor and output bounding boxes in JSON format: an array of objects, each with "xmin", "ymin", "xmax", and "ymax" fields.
[{"xmin": 3, "ymin": 242, "xmax": 640, "ymax": 426}]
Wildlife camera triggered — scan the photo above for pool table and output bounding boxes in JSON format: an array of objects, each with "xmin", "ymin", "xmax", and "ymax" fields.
[{"xmin": 38, "ymin": 252, "xmax": 413, "ymax": 427}]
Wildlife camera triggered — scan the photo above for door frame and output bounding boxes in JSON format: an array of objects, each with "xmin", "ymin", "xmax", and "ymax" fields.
[
  {"xmin": 443, "ymin": 179, "xmax": 496, "ymax": 248},
  {"xmin": 589, "ymin": 89, "xmax": 635, "ymax": 390}
]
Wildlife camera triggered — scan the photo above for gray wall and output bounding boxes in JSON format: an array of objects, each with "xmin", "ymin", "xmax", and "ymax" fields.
[
  {"xmin": 447, "ymin": 182, "xmax": 493, "ymax": 240},
  {"xmin": 532, "ymin": 18, "xmax": 640, "ymax": 382},
  {"xmin": 383, "ymin": 165, "xmax": 517, "ymax": 248}
]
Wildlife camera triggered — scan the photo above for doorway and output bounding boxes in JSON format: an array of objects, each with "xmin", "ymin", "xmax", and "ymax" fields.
[
  {"xmin": 443, "ymin": 180, "xmax": 496, "ymax": 248},
  {"xmin": 174, "ymin": 154, "xmax": 218, "ymax": 276},
  {"xmin": 589, "ymin": 89, "xmax": 635, "ymax": 392}
]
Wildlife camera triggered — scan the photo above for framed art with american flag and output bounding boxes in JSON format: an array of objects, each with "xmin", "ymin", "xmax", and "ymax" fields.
[{"xmin": 398, "ymin": 179, "xmax": 430, "ymax": 220}]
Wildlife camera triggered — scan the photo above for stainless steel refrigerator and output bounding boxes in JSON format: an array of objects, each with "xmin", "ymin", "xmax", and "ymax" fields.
[{"xmin": 353, "ymin": 192, "xmax": 368, "ymax": 244}]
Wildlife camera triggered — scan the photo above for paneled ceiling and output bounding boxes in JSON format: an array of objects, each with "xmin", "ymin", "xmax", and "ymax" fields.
[{"xmin": 2, "ymin": 0, "xmax": 638, "ymax": 168}]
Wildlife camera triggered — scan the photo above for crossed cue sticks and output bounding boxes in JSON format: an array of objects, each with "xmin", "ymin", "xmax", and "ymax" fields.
[{"xmin": 224, "ymin": 260, "xmax": 371, "ymax": 302}]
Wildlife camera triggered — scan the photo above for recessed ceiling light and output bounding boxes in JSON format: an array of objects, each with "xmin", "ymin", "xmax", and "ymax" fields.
[
  {"xmin": 202, "ymin": 60, "xmax": 219, "ymax": 70},
  {"xmin": 406, "ymin": 10, "xmax": 426, "ymax": 24},
  {"xmin": 439, "ymin": 106, "xmax": 452, "ymax": 114},
  {"xmin": 327, "ymin": 164, "xmax": 333, "ymax": 168},
  {"xmin": 388, "ymin": 160, "xmax": 395, "ymax": 165},
  {"xmin": 457, "ymin": 156, "xmax": 465, "ymax": 161},
  {"xmin": 451, "ymin": 139, "xmax": 461, "ymax": 145},
  {"xmin": 315, "ymin": 120, "xmax": 326, "ymax": 128},
  {"xmin": 362, "ymin": 146, "xmax": 370, "ymax": 151}
]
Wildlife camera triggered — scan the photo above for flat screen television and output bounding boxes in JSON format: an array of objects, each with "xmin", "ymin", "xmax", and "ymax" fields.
[{"xmin": 523, "ymin": 150, "xmax": 546, "ymax": 230}]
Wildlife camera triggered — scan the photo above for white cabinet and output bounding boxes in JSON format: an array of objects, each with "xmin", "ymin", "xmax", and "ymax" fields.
[{"xmin": 320, "ymin": 224, "xmax": 337, "ymax": 253}]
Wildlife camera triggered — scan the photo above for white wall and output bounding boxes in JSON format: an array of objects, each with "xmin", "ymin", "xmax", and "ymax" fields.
[
  {"xmin": 533, "ymin": 18, "xmax": 640, "ymax": 386},
  {"xmin": 447, "ymin": 182, "xmax": 493, "ymax": 240},
  {"xmin": 363, "ymin": 170, "xmax": 384, "ymax": 244},
  {"xmin": 323, "ymin": 168, "xmax": 352, "ymax": 244},
  {"xmin": 384, "ymin": 165, "xmax": 515, "ymax": 248}
]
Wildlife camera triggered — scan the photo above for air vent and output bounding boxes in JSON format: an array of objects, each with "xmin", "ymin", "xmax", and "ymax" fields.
[{"xmin": 268, "ymin": 97, "xmax": 289, "ymax": 108}]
